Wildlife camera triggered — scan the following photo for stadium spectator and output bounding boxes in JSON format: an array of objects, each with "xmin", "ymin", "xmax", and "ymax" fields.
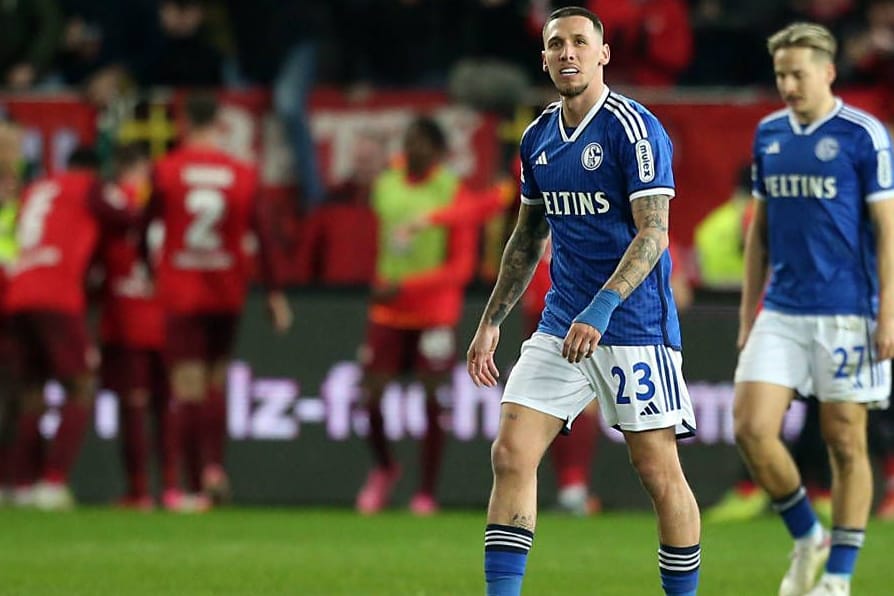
[
  {"xmin": 5, "ymin": 147, "xmax": 139, "ymax": 510},
  {"xmin": 97, "ymin": 144, "xmax": 173, "ymax": 511},
  {"xmin": 467, "ymin": 7, "xmax": 700, "ymax": 595},
  {"xmin": 294, "ymin": 130, "xmax": 386, "ymax": 286},
  {"xmin": 584, "ymin": 0, "xmax": 693, "ymax": 87},
  {"xmin": 354, "ymin": 116, "xmax": 478, "ymax": 516},
  {"xmin": 225, "ymin": 0, "xmax": 327, "ymax": 208},
  {"xmin": 0, "ymin": 0, "xmax": 63, "ymax": 90},
  {"xmin": 55, "ymin": 0, "xmax": 159, "ymax": 106},
  {"xmin": 734, "ymin": 22, "xmax": 894, "ymax": 595},
  {"xmin": 146, "ymin": 0, "xmax": 225, "ymax": 87},
  {"xmin": 148, "ymin": 93, "xmax": 292, "ymax": 509}
]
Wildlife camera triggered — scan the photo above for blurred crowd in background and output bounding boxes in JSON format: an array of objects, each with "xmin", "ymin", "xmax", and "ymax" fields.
[{"xmin": 3, "ymin": 0, "xmax": 894, "ymax": 96}]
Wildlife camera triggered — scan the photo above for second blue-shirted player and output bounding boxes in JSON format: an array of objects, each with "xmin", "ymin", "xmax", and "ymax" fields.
[
  {"xmin": 734, "ymin": 22, "xmax": 894, "ymax": 596},
  {"xmin": 466, "ymin": 6, "xmax": 700, "ymax": 596}
]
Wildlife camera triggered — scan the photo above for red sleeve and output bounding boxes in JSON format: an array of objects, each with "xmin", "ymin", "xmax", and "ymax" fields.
[
  {"xmin": 399, "ymin": 214, "xmax": 478, "ymax": 291},
  {"xmin": 427, "ymin": 182, "xmax": 511, "ymax": 227}
]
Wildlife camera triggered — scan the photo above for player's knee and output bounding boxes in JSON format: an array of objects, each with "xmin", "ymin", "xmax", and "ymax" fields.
[
  {"xmin": 630, "ymin": 452, "xmax": 674, "ymax": 498},
  {"xmin": 733, "ymin": 415, "xmax": 768, "ymax": 452},
  {"xmin": 490, "ymin": 437, "xmax": 535, "ymax": 478},
  {"xmin": 823, "ymin": 428, "xmax": 867, "ymax": 467},
  {"xmin": 170, "ymin": 362, "xmax": 206, "ymax": 402}
]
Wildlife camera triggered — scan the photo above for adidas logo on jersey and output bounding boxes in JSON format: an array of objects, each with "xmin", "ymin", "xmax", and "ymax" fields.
[
  {"xmin": 639, "ymin": 402, "xmax": 660, "ymax": 416},
  {"xmin": 535, "ymin": 151, "xmax": 548, "ymax": 166},
  {"xmin": 765, "ymin": 141, "xmax": 781, "ymax": 154}
]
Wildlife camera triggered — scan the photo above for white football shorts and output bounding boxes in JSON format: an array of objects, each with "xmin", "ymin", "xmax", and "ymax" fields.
[
  {"xmin": 502, "ymin": 332, "xmax": 696, "ymax": 437},
  {"xmin": 735, "ymin": 310, "xmax": 890, "ymax": 407}
]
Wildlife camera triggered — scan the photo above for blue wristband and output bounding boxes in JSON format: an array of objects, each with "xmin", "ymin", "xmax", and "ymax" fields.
[{"xmin": 573, "ymin": 289, "xmax": 622, "ymax": 334}]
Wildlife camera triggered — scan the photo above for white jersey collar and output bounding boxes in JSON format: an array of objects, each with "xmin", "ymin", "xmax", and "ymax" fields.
[
  {"xmin": 559, "ymin": 85, "xmax": 610, "ymax": 143},
  {"xmin": 788, "ymin": 98, "xmax": 843, "ymax": 135}
]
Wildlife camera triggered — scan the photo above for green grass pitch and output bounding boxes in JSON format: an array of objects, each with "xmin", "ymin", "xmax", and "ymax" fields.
[{"xmin": 1, "ymin": 508, "xmax": 891, "ymax": 595}]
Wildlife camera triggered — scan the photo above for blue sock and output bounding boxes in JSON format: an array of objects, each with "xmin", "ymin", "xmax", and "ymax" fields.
[
  {"xmin": 484, "ymin": 524, "xmax": 533, "ymax": 596},
  {"xmin": 826, "ymin": 527, "xmax": 864, "ymax": 578},
  {"xmin": 659, "ymin": 543, "xmax": 700, "ymax": 595},
  {"xmin": 772, "ymin": 486, "xmax": 819, "ymax": 539}
]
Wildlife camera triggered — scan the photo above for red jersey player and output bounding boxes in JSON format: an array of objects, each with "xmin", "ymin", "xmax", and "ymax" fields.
[
  {"xmin": 149, "ymin": 94, "xmax": 292, "ymax": 507},
  {"xmin": 97, "ymin": 144, "xmax": 175, "ymax": 510},
  {"xmin": 6, "ymin": 147, "xmax": 140, "ymax": 509}
]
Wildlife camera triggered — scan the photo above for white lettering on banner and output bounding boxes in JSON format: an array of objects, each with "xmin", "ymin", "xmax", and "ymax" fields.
[
  {"xmin": 218, "ymin": 105, "xmax": 257, "ymax": 163},
  {"xmin": 50, "ymin": 362, "xmax": 808, "ymax": 445},
  {"xmin": 250, "ymin": 379, "xmax": 300, "ymax": 439}
]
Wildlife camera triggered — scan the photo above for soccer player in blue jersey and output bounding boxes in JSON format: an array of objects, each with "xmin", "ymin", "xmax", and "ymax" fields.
[
  {"xmin": 734, "ymin": 22, "xmax": 894, "ymax": 596},
  {"xmin": 466, "ymin": 7, "xmax": 700, "ymax": 596}
]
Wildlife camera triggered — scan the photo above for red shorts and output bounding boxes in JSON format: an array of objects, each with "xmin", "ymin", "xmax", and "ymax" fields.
[
  {"xmin": 165, "ymin": 313, "xmax": 240, "ymax": 365},
  {"xmin": 360, "ymin": 322, "xmax": 456, "ymax": 376},
  {"xmin": 101, "ymin": 345, "xmax": 167, "ymax": 397},
  {"xmin": 9, "ymin": 311, "xmax": 91, "ymax": 383}
]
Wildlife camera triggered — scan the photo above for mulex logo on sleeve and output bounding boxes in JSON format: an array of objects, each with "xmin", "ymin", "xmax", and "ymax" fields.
[
  {"xmin": 72, "ymin": 362, "xmax": 810, "ymax": 445},
  {"xmin": 635, "ymin": 139, "xmax": 654, "ymax": 183}
]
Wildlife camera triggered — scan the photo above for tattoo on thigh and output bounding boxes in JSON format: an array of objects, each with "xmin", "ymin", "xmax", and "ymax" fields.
[{"xmin": 510, "ymin": 513, "xmax": 534, "ymax": 531}]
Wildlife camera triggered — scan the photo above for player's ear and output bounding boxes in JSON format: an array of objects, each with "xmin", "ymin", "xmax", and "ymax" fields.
[
  {"xmin": 541, "ymin": 50, "xmax": 548, "ymax": 72},
  {"xmin": 599, "ymin": 43, "xmax": 611, "ymax": 67},
  {"xmin": 826, "ymin": 61, "xmax": 837, "ymax": 86}
]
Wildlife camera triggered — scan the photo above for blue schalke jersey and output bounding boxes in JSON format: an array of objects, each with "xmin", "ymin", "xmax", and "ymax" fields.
[
  {"xmin": 519, "ymin": 87, "xmax": 681, "ymax": 348},
  {"xmin": 753, "ymin": 99, "xmax": 894, "ymax": 316}
]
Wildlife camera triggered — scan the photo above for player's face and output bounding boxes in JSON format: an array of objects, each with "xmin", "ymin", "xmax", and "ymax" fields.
[
  {"xmin": 542, "ymin": 16, "xmax": 609, "ymax": 98},
  {"xmin": 404, "ymin": 126, "xmax": 440, "ymax": 174},
  {"xmin": 773, "ymin": 47, "xmax": 835, "ymax": 121}
]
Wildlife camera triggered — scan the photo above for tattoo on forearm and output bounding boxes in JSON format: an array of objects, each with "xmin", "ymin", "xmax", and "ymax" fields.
[
  {"xmin": 510, "ymin": 513, "xmax": 535, "ymax": 531},
  {"xmin": 604, "ymin": 195, "xmax": 669, "ymax": 299},
  {"xmin": 483, "ymin": 210, "xmax": 549, "ymax": 326}
]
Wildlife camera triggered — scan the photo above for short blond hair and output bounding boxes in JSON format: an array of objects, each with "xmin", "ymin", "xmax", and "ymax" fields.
[{"xmin": 767, "ymin": 22, "xmax": 837, "ymax": 60}]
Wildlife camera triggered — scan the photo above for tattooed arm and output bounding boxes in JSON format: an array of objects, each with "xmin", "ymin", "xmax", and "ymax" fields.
[
  {"xmin": 562, "ymin": 194, "xmax": 670, "ymax": 363},
  {"xmin": 602, "ymin": 194, "xmax": 670, "ymax": 298},
  {"xmin": 481, "ymin": 202, "xmax": 551, "ymax": 326},
  {"xmin": 467, "ymin": 202, "xmax": 549, "ymax": 387}
]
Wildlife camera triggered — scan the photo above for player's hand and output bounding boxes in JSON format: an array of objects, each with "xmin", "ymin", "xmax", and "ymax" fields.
[
  {"xmin": 370, "ymin": 282, "xmax": 400, "ymax": 303},
  {"xmin": 395, "ymin": 215, "xmax": 430, "ymax": 239},
  {"xmin": 875, "ymin": 314, "xmax": 894, "ymax": 360},
  {"xmin": 267, "ymin": 291, "xmax": 293, "ymax": 334},
  {"xmin": 563, "ymin": 322, "xmax": 601, "ymax": 363},
  {"xmin": 467, "ymin": 324, "xmax": 500, "ymax": 387}
]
